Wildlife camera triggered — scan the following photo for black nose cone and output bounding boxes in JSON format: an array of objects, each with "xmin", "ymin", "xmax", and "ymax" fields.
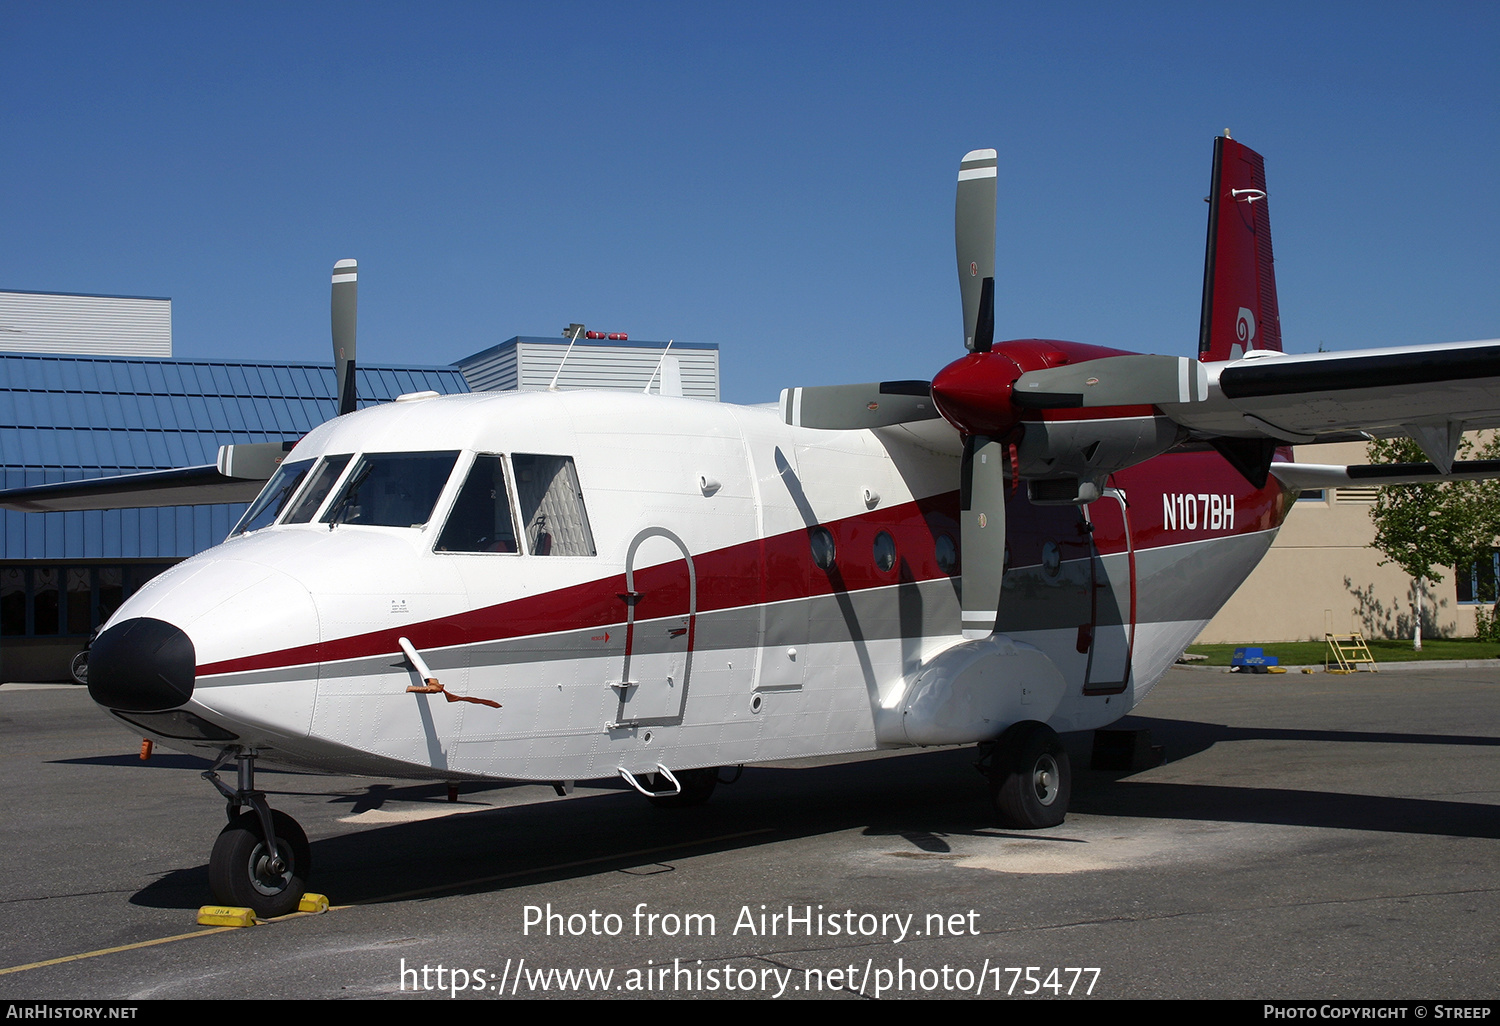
[{"xmin": 88, "ymin": 617, "xmax": 196, "ymax": 711}]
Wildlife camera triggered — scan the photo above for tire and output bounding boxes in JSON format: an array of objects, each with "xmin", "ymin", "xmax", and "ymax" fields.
[
  {"xmin": 990, "ymin": 723, "xmax": 1071, "ymax": 829},
  {"xmin": 69, "ymin": 651, "xmax": 88, "ymax": 685},
  {"xmin": 648, "ymin": 767, "xmax": 718, "ymax": 808},
  {"xmin": 209, "ymin": 810, "xmax": 311, "ymax": 918}
]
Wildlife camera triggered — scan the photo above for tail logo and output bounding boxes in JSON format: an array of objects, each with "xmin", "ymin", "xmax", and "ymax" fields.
[{"xmin": 1236, "ymin": 307, "xmax": 1257, "ymax": 347}]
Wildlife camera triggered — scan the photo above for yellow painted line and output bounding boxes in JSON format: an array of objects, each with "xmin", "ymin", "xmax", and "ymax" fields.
[
  {"xmin": 0, "ymin": 926, "xmax": 239, "ymax": 976},
  {"xmin": 0, "ymin": 828, "xmax": 775, "ymax": 976}
]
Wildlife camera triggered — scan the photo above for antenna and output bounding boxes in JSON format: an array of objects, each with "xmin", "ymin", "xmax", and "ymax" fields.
[
  {"xmin": 549, "ymin": 323, "xmax": 585, "ymax": 391},
  {"xmin": 643, "ymin": 339, "xmax": 675, "ymax": 394}
]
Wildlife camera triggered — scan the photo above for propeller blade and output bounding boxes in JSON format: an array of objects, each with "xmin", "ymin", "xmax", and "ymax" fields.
[
  {"xmin": 331, "ymin": 259, "xmax": 358, "ymax": 416},
  {"xmin": 779, "ymin": 381, "xmax": 940, "ymax": 429},
  {"xmin": 956, "ymin": 149, "xmax": 997, "ymax": 353},
  {"xmin": 960, "ymin": 435, "xmax": 1007, "ymax": 638},
  {"xmin": 1011, "ymin": 354, "xmax": 1208, "ymax": 410}
]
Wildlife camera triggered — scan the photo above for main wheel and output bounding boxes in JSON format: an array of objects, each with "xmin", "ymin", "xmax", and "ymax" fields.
[
  {"xmin": 990, "ymin": 723, "xmax": 1071, "ymax": 829},
  {"xmin": 648, "ymin": 767, "xmax": 719, "ymax": 808},
  {"xmin": 208, "ymin": 809, "xmax": 311, "ymax": 918}
]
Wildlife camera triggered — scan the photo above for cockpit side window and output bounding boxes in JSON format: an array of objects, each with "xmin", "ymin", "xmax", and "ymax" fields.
[
  {"xmin": 435, "ymin": 455, "xmax": 520, "ymax": 553},
  {"xmin": 283, "ymin": 454, "xmax": 353, "ymax": 524},
  {"xmin": 511, "ymin": 454, "xmax": 596, "ymax": 556},
  {"xmin": 321, "ymin": 451, "xmax": 460, "ymax": 529},
  {"xmin": 231, "ymin": 458, "xmax": 314, "ymax": 536}
]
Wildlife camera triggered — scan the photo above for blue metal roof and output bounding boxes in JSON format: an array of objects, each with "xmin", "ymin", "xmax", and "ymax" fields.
[{"xmin": 0, "ymin": 353, "xmax": 470, "ymax": 559}]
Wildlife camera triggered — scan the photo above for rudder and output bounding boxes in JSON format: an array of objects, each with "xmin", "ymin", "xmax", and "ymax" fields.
[{"xmin": 1197, "ymin": 136, "xmax": 1282, "ymax": 362}]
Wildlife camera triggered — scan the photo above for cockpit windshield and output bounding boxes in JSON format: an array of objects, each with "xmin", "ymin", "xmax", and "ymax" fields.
[
  {"xmin": 230, "ymin": 458, "xmax": 314, "ymax": 536},
  {"xmin": 321, "ymin": 451, "xmax": 460, "ymax": 529},
  {"xmin": 283, "ymin": 454, "xmax": 352, "ymax": 524}
]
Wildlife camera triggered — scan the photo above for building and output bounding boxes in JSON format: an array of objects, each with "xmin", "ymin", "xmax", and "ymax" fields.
[
  {"xmin": 0, "ymin": 293, "xmax": 721, "ymax": 680},
  {"xmin": 1195, "ymin": 440, "xmax": 1487, "ymax": 644},
  {"xmin": 457, "ymin": 335, "xmax": 719, "ymax": 400},
  {"xmin": 0, "ymin": 352, "xmax": 470, "ymax": 680},
  {"xmin": 0, "ymin": 290, "xmax": 172, "ymax": 358}
]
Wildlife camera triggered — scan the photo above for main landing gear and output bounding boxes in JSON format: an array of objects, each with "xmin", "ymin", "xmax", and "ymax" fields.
[
  {"xmin": 204, "ymin": 749, "xmax": 310, "ymax": 918},
  {"xmin": 979, "ymin": 722, "xmax": 1072, "ymax": 829}
]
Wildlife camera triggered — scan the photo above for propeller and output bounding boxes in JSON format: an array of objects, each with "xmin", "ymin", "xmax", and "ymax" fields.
[
  {"xmin": 955, "ymin": 149, "xmax": 997, "ymax": 353},
  {"xmin": 951, "ymin": 150, "xmax": 1007, "ymax": 638},
  {"xmin": 779, "ymin": 146, "xmax": 1210, "ymax": 639},
  {"xmin": 779, "ymin": 380, "xmax": 939, "ymax": 429},
  {"xmin": 1011, "ymin": 353, "xmax": 1206, "ymax": 410},
  {"xmin": 331, "ymin": 259, "xmax": 358, "ymax": 416}
]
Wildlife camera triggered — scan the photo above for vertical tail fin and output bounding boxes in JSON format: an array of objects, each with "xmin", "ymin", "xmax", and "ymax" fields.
[{"xmin": 1197, "ymin": 136, "xmax": 1282, "ymax": 362}]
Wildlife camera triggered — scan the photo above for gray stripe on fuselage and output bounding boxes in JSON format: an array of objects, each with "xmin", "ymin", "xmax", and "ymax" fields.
[
  {"xmin": 1131, "ymin": 528, "xmax": 1277, "ymax": 625},
  {"xmin": 195, "ymin": 530, "xmax": 1271, "ymax": 690}
]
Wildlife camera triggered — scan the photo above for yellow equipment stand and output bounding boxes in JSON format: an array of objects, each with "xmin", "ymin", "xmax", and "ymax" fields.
[{"xmin": 1325, "ymin": 632, "xmax": 1378, "ymax": 673}]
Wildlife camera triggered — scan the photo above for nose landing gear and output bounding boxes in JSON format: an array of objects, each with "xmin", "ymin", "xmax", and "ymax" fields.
[{"xmin": 204, "ymin": 749, "xmax": 311, "ymax": 918}]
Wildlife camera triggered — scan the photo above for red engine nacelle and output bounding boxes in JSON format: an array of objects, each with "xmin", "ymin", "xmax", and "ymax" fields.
[{"xmin": 931, "ymin": 339, "xmax": 1138, "ymax": 437}]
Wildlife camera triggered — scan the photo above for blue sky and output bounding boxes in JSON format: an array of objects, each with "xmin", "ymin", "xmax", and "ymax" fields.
[{"xmin": 3, "ymin": 2, "xmax": 1496, "ymax": 404}]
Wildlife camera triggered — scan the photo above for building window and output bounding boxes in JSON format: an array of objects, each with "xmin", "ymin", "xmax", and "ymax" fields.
[
  {"xmin": 1456, "ymin": 550, "xmax": 1500, "ymax": 604},
  {"xmin": 0, "ymin": 564, "xmax": 174, "ymax": 637},
  {"xmin": 1296, "ymin": 489, "xmax": 1326, "ymax": 503}
]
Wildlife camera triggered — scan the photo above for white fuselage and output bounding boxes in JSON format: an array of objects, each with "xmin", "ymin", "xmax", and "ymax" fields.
[{"xmin": 100, "ymin": 389, "xmax": 1279, "ymax": 783}]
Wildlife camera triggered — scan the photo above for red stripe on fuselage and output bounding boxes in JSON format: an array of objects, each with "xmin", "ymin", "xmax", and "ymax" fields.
[
  {"xmin": 195, "ymin": 449, "xmax": 1286, "ymax": 678},
  {"xmin": 196, "ymin": 493, "xmax": 964, "ymax": 677}
]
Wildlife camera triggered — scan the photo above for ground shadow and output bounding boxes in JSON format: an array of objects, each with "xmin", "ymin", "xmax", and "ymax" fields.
[{"xmin": 128, "ymin": 734, "xmax": 1500, "ymax": 911}]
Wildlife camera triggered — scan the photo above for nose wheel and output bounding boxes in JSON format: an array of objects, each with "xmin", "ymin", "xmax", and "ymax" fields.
[
  {"xmin": 204, "ymin": 748, "xmax": 312, "ymax": 917},
  {"xmin": 209, "ymin": 809, "xmax": 310, "ymax": 918}
]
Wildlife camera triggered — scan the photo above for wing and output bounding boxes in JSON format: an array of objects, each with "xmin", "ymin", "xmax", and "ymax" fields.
[
  {"xmin": 0, "ymin": 442, "xmax": 287, "ymax": 513},
  {"xmin": 781, "ymin": 137, "xmax": 1498, "ymax": 496},
  {"xmin": 1161, "ymin": 339, "xmax": 1500, "ymax": 463}
]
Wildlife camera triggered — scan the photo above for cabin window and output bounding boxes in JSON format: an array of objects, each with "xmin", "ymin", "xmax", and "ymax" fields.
[
  {"xmin": 231, "ymin": 458, "xmax": 315, "ymax": 536},
  {"xmin": 511, "ymin": 454, "xmax": 596, "ymax": 556},
  {"xmin": 436, "ymin": 455, "xmax": 520, "ymax": 553},
  {"xmin": 321, "ymin": 451, "xmax": 460, "ymax": 529},
  {"xmin": 873, "ymin": 531, "xmax": 896, "ymax": 573},
  {"xmin": 283, "ymin": 454, "xmax": 353, "ymax": 524},
  {"xmin": 809, "ymin": 527, "xmax": 837, "ymax": 571},
  {"xmin": 1042, "ymin": 540, "xmax": 1062, "ymax": 578},
  {"xmin": 934, "ymin": 533, "xmax": 958, "ymax": 575}
]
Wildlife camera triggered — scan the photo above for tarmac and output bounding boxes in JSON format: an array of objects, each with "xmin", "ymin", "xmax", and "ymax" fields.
[{"xmin": 1, "ymin": 665, "xmax": 1496, "ymax": 1001}]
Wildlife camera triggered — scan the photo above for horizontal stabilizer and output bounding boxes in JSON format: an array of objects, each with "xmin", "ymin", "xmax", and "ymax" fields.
[
  {"xmin": 780, "ymin": 381, "xmax": 940, "ymax": 429},
  {"xmin": 1271, "ymin": 460, "xmax": 1500, "ymax": 490}
]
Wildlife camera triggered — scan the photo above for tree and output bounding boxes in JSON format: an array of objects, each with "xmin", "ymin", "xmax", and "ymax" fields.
[{"xmin": 1366, "ymin": 434, "xmax": 1500, "ymax": 648}]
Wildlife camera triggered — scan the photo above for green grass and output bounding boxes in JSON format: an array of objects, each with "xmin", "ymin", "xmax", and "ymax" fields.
[{"xmin": 1185, "ymin": 637, "xmax": 1500, "ymax": 666}]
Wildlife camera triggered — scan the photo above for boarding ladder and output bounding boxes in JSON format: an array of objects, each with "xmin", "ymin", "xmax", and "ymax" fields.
[{"xmin": 1325, "ymin": 632, "xmax": 1378, "ymax": 673}]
